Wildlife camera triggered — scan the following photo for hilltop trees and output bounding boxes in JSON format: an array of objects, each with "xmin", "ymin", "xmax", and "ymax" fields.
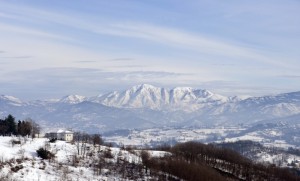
[
  {"xmin": 73, "ymin": 132, "xmax": 104, "ymax": 156},
  {"xmin": 142, "ymin": 141, "xmax": 300, "ymax": 181},
  {"xmin": 25, "ymin": 118, "xmax": 41, "ymax": 137},
  {"xmin": 0, "ymin": 114, "xmax": 17, "ymax": 135},
  {"xmin": 92, "ymin": 134, "xmax": 104, "ymax": 146},
  {"xmin": 0, "ymin": 114, "xmax": 40, "ymax": 137},
  {"xmin": 17, "ymin": 120, "xmax": 31, "ymax": 136}
]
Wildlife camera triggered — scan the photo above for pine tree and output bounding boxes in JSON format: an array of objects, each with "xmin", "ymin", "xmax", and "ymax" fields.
[
  {"xmin": 17, "ymin": 120, "xmax": 22, "ymax": 136},
  {"xmin": 5, "ymin": 114, "xmax": 16, "ymax": 135}
]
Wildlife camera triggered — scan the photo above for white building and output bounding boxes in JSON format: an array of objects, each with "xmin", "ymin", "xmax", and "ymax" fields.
[
  {"xmin": 57, "ymin": 130, "xmax": 74, "ymax": 142},
  {"xmin": 46, "ymin": 129, "xmax": 74, "ymax": 142}
]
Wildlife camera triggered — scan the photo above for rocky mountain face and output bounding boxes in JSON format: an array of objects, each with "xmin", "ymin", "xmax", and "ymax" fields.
[{"xmin": 1, "ymin": 84, "xmax": 300, "ymax": 132}]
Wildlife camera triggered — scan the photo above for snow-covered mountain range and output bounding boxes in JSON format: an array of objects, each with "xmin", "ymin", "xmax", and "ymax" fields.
[
  {"xmin": 90, "ymin": 84, "xmax": 230, "ymax": 111},
  {"xmin": 1, "ymin": 84, "xmax": 300, "ymax": 132}
]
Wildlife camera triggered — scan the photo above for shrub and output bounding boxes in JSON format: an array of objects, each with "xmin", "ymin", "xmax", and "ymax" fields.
[
  {"xmin": 36, "ymin": 148, "xmax": 54, "ymax": 159},
  {"xmin": 49, "ymin": 138, "xmax": 57, "ymax": 143},
  {"xmin": 11, "ymin": 165, "xmax": 23, "ymax": 172},
  {"xmin": 103, "ymin": 148, "xmax": 114, "ymax": 159},
  {"xmin": 12, "ymin": 140, "xmax": 21, "ymax": 144}
]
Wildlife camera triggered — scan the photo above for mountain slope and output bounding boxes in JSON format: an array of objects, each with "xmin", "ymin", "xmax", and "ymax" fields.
[{"xmin": 59, "ymin": 95, "xmax": 87, "ymax": 104}]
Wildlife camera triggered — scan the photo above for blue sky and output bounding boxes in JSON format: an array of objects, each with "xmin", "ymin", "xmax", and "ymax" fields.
[{"xmin": 0, "ymin": 0, "xmax": 299, "ymax": 100}]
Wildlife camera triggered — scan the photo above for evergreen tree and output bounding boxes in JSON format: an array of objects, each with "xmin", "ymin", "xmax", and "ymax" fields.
[
  {"xmin": 5, "ymin": 114, "xmax": 16, "ymax": 135},
  {"xmin": 17, "ymin": 120, "xmax": 22, "ymax": 135},
  {"xmin": 0, "ymin": 118, "xmax": 8, "ymax": 135},
  {"xmin": 0, "ymin": 115, "xmax": 40, "ymax": 136}
]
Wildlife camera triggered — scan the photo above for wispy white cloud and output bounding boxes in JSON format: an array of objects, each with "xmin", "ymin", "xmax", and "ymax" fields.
[
  {"xmin": 0, "ymin": 67, "xmax": 187, "ymax": 99},
  {"xmin": 0, "ymin": 23, "xmax": 74, "ymax": 41},
  {"xmin": 279, "ymin": 75, "xmax": 300, "ymax": 79},
  {"xmin": 0, "ymin": 1, "xmax": 292, "ymax": 70},
  {"xmin": 0, "ymin": 1, "xmax": 299, "ymax": 99},
  {"xmin": 109, "ymin": 58, "xmax": 134, "ymax": 62},
  {"xmin": 0, "ymin": 56, "xmax": 32, "ymax": 59}
]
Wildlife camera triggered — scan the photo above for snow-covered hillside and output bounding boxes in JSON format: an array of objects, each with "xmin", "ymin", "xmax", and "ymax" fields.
[
  {"xmin": 0, "ymin": 136, "xmax": 166, "ymax": 181},
  {"xmin": 1, "ymin": 136, "xmax": 299, "ymax": 181}
]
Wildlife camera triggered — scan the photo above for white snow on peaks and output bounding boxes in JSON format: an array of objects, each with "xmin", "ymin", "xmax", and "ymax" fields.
[
  {"xmin": 92, "ymin": 84, "xmax": 228, "ymax": 111},
  {"xmin": 93, "ymin": 84, "xmax": 167, "ymax": 109},
  {"xmin": 0, "ymin": 95, "xmax": 23, "ymax": 106},
  {"xmin": 59, "ymin": 95, "xmax": 86, "ymax": 104}
]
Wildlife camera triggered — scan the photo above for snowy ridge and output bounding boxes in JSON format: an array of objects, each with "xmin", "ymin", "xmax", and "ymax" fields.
[
  {"xmin": 92, "ymin": 84, "xmax": 229, "ymax": 111},
  {"xmin": 59, "ymin": 95, "xmax": 87, "ymax": 104},
  {"xmin": 0, "ymin": 95, "xmax": 24, "ymax": 106}
]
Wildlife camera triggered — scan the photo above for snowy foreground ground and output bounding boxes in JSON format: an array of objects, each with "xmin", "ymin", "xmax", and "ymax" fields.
[{"xmin": 0, "ymin": 136, "xmax": 166, "ymax": 181}]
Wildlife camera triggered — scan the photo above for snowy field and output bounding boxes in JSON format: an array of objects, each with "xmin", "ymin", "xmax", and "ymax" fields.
[
  {"xmin": 104, "ymin": 127, "xmax": 245, "ymax": 147},
  {"xmin": 104, "ymin": 126, "xmax": 300, "ymax": 149}
]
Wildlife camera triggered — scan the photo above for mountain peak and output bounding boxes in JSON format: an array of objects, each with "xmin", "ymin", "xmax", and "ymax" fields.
[
  {"xmin": 130, "ymin": 84, "xmax": 158, "ymax": 91},
  {"xmin": 59, "ymin": 95, "xmax": 86, "ymax": 104},
  {"xmin": 0, "ymin": 95, "xmax": 23, "ymax": 105},
  {"xmin": 173, "ymin": 87, "xmax": 194, "ymax": 91},
  {"xmin": 93, "ymin": 84, "xmax": 227, "ymax": 111}
]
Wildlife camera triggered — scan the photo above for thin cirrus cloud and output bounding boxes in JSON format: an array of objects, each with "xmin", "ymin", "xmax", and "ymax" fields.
[
  {"xmin": 0, "ymin": 56, "xmax": 32, "ymax": 59},
  {"xmin": 109, "ymin": 58, "xmax": 134, "ymax": 62},
  {"xmin": 73, "ymin": 61, "xmax": 97, "ymax": 63},
  {"xmin": 94, "ymin": 22, "xmax": 298, "ymax": 70},
  {"xmin": 0, "ymin": 1, "xmax": 299, "ymax": 99},
  {"xmin": 1, "ymin": 67, "xmax": 185, "ymax": 99},
  {"xmin": 0, "ymin": 23, "xmax": 73, "ymax": 42},
  {"xmin": 8, "ymin": 67, "xmax": 183, "ymax": 82},
  {"xmin": 0, "ymin": 2, "xmax": 294, "ymax": 70},
  {"xmin": 0, "ymin": 2, "xmax": 285, "ymax": 69},
  {"xmin": 54, "ymin": 15, "xmax": 279, "ymax": 67},
  {"xmin": 279, "ymin": 75, "xmax": 300, "ymax": 79}
]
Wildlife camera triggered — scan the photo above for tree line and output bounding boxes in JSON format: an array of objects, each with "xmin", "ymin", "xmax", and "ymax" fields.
[
  {"xmin": 141, "ymin": 141, "xmax": 300, "ymax": 181},
  {"xmin": 0, "ymin": 114, "xmax": 40, "ymax": 137}
]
